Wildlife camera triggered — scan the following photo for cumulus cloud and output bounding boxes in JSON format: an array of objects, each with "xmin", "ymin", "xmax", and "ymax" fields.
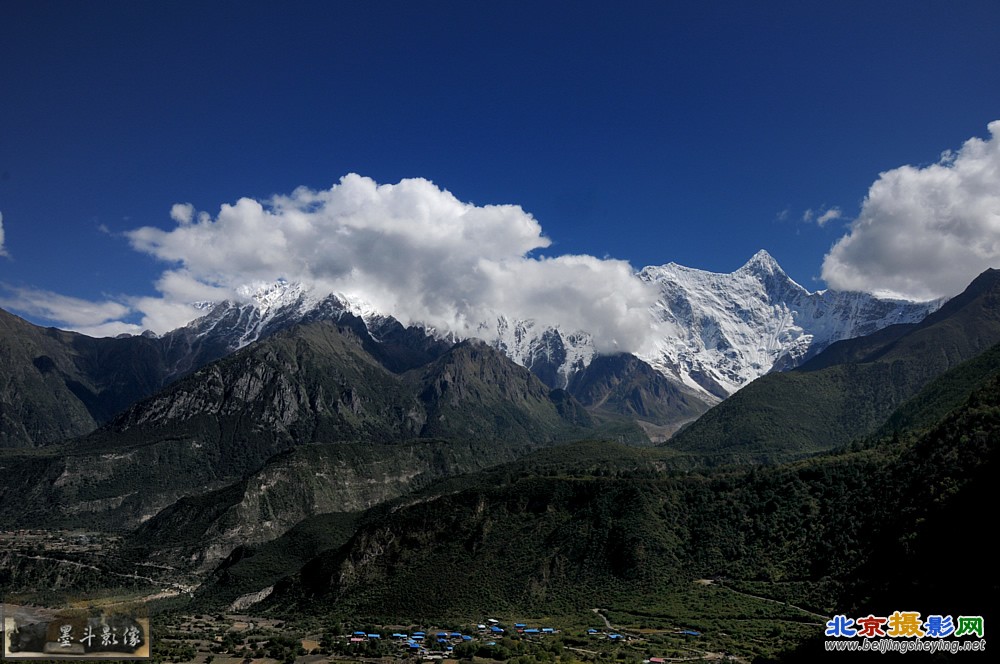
[
  {"xmin": 823, "ymin": 121, "xmax": 1000, "ymax": 300},
  {"xmin": 0, "ymin": 210, "xmax": 7, "ymax": 257},
  {"xmin": 118, "ymin": 174, "xmax": 658, "ymax": 351},
  {"xmin": 169, "ymin": 203, "xmax": 195, "ymax": 225}
]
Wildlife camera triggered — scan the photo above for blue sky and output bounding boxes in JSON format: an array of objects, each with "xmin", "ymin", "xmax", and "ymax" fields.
[{"xmin": 2, "ymin": 1, "xmax": 999, "ymax": 337}]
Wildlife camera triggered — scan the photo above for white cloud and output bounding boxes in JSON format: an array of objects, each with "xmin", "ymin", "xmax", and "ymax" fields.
[
  {"xmin": 0, "ymin": 210, "xmax": 7, "ymax": 257},
  {"xmin": 0, "ymin": 285, "xmax": 137, "ymax": 333},
  {"xmin": 803, "ymin": 206, "xmax": 842, "ymax": 227},
  {"xmin": 823, "ymin": 121, "xmax": 1000, "ymax": 300},
  {"xmin": 816, "ymin": 207, "xmax": 842, "ymax": 227},
  {"xmin": 170, "ymin": 203, "xmax": 195, "ymax": 225},
  {"xmin": 113, "ymin": 174, "xmax": 659, "ymax": 351}
]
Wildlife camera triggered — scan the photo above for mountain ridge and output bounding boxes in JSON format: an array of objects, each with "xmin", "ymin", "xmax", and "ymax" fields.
[
  {"xmin": 136, "ymin": 250, "xmax": 938, "ymax": 402},
  {"xmin": 0, "ymin": 251, "xmax": 940, "ymax": 447}
]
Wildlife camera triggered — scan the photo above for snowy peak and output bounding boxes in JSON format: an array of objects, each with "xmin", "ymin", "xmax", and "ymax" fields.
[
  {"xmin": 234, "ymin": 280, "xmax": 312, "ymax": 315},
  {"xmin": 175, "ymin": 251, "xmax": 940, "ymax": 405},
  {"xmin": 637, "ymin": 251, "xmax": 939, "ymax": 397},
  {"xmin": 737, "ymin": 249, "xmax": 785, "ymax": 277}
]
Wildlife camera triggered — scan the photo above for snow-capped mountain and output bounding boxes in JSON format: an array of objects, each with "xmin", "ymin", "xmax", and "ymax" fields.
[
  {"xmin": 483, "ymin": 317, "xmax": 595, "ymax": 390},
  {"xmin": 168, "ymin": 251, "xmax": 941, "ymax": 400},
  {"xmin": 178, "ymin": 281, "xmax": 388, "ymax": 352},
  {"xmin": 638, "ymin": 250, "xmax": 940, "ymax": 397}
]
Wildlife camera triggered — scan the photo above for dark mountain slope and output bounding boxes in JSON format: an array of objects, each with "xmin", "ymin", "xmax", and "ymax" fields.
[
  {"xmin": 254, "ymin": 369, "xmax": 997, "ymax": 661},
  {"xmin": 0, "ymin": 309, "xmax": 183, "ymax": 447},
  {"xmin": 876, "ymin": 340, "xmax": 1000, "ymax": 436},
  {"xmin": 0, "ymin": 319, "xmax": 593, "ymax": 532},
  {"xmin": 269, "ymin": 450, "xmax": 686, "ymax": 620},
  {"xmin": 567, "ymin": 353, "xmax": 712, "ymax": 428},
  {"xmin": 122, "ymin": 433, "xmax": 593, "ymax": 575},
  {"xmin": 411, "ymin": 341, "xmax": 592, "ymax": 441}
]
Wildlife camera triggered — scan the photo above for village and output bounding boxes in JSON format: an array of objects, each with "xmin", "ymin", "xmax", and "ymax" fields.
[{"xmin": 147, "ymin": 611, "xmax": 727, "ymax": 664}]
